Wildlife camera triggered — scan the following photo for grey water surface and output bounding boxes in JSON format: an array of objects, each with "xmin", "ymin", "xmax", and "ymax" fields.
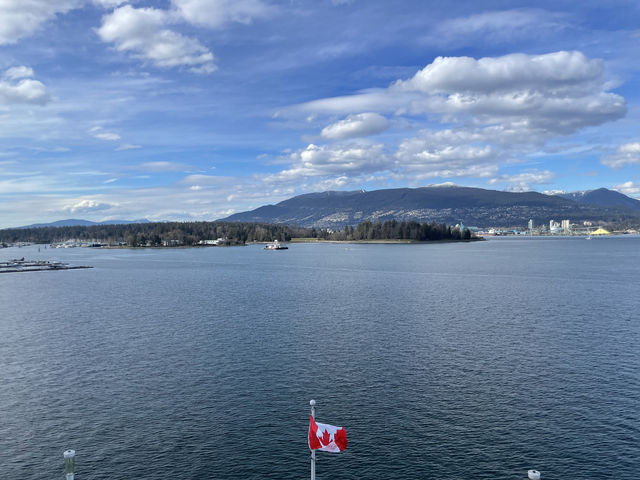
[{"xmin": 1, "ymin": 237, "xmax": 638, "ymax": 479}]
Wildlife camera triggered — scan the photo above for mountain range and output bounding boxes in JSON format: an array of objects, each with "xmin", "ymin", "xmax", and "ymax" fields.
[
  {"xmin": 222, "ymin": 186, "xmax": 640, "ymax": 228},
  {"xmin": 17, "ymin": 218, "xmax": 150, "ymax": 229}
]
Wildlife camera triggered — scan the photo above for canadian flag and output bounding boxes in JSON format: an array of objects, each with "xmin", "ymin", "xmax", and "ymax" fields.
[{"xmin": 308, "ymin": 415, "xmax": 348, "ymax": 453}]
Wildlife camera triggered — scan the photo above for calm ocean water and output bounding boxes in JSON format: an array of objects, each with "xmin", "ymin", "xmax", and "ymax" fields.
[{"xmin": 0, "ymin": 237, "xmax": 638, "ymax": 480}]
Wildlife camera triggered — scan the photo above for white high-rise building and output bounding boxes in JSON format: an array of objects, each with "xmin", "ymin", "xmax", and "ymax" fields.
[{"xmin": 561, "ymin": 219, "xmax": 570, "ymax": 231}]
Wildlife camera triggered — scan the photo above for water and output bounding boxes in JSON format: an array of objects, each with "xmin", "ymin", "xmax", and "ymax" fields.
[{"xmin": 0, "ymin": 237, "xmax": 638, "ymax": 480}]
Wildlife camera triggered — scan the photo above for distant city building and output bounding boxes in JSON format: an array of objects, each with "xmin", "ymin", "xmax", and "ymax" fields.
[
  {"xmin": 549, "ymin": 219, "xmax": 561, "ymax": 233},
  {"xmin": 561, "ymin": 219, "xmax": 570, "ymax": 231},
  {"xmin": 528, "ymin": 219, "xmax": 534, "ymax": 230}
]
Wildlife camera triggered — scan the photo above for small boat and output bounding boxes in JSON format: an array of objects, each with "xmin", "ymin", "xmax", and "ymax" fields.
[{"xmin": 264, "ymin": 240, "xmax": 288, "ymax": 250}]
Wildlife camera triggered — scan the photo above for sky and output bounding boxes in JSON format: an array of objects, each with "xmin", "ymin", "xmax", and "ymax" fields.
[{"xmin": 2, "ymin": 0, "xmax": 640, "ymax": 227}]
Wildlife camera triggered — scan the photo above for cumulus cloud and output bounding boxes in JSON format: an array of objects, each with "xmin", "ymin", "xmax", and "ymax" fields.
[
  {"xmin": 171, "ymin": 0, "xmax": 272, "ymax": 28},
  {"xmin": 4, "ymin": 66, "xmax": 34, "ymax": 80},
  {"xmin": 264, "ymin": 143, "xmax": 389, "ymax": 183},
  {"xmin": 488, "ymin": 170, "xmax": 555, "ymax": 191},
  {"xmin": 601, "ymin": 142, "xmax": 640, "ymax": 169},
  {"xmin": 394, "ymin": 51, "xmax": 601, "ymax": 95},
  {"xmin": 278, "ymin": 51, "xmax": 627, "ymax": 186},
  {"xmin": 0, "ymin": 67, "xmax": 50, "ymax": 105},
  {"xmin": 0, "ymin": 0, "xmax": 81, "ymax": 45},
  {"xmin": 97, "ymin": 5, "xmax": 216, "ymax": 73},
  {"xmin": 614, "ymin": 181, "xmax": 640, "ymax": 197},
  {"xmin": 296, "ymin": 51, "xmax": 626, "ymax": 137},
  {"xmin": 395, "ymin": 137, "xmax": 497, "ymax": 179},
  {"xmin": 64, "ymin": 199, "xmax": 112, "ymax": 213},
  {"xmin": 321, "ymin": 113, "xmax": 389, "ymax": 140}
]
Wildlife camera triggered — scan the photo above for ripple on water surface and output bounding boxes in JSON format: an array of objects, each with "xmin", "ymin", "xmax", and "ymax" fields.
[{"xmin": 0, "ymin": 238, "xmax": 638, "ymax": 479}]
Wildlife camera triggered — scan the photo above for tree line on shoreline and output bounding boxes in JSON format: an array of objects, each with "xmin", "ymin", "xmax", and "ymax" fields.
[{"xmin": 0, "ymin": 220, "xmax": 474, "ymax": 246}]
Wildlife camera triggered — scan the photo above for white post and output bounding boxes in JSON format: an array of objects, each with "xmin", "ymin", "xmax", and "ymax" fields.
[
  {"xmin": 310, "ymin": 399, "xmax": 316, "ymax": 480},
  {"xmin": 63, "ymin": 450, "xmax": 75, "ymax": 480}
]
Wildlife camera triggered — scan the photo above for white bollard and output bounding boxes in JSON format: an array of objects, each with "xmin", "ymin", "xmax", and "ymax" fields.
[
  {"xmin": 63, "ymin": 450, "xmax": 75, "ymax": 480},
  {"xmin": 528, "ymin": 469, "xmax": 541, "ymax": 480}
]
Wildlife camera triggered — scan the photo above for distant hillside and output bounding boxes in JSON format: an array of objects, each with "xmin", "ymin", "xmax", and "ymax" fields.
[
  {"xmin": 18, "ymin": 218, "xmax": 150, "ymax": 229},
  {"xmin": 222, "ymin": 186, "xmax": 640, "ymax": 228},
  {"xmin": 555, "ymin": 188, "xmax": 640, "ymax": 210}
]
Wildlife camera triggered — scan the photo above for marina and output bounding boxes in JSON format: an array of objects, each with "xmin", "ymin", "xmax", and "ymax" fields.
[{"xmin": 0, "ymin": 259, "xmax": 92, "ymax": 273}]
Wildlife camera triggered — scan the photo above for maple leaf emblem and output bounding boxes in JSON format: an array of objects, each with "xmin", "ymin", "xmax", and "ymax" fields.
[{"xmin": 320, "ymin": 428, "xmax": 332, "ymax": 446}]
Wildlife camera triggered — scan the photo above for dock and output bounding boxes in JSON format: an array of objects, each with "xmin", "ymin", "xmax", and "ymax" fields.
[{"xmin": 0, "ymin": 259, "xmax": 92, "ymax": 273}]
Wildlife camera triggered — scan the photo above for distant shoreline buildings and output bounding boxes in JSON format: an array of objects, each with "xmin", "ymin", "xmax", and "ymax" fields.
[{"xmin": 476, "ymin": 218, "xmax": 630, "ymax": 236}]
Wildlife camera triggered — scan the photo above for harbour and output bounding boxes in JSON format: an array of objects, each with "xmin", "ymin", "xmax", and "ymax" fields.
[
  {"xmin": 0, "ymin": 238, "xmax": 638, "ymax": 479},
  {"xmin": 0, "ymin": 259, "xmax": 92, "ymax": 273}
]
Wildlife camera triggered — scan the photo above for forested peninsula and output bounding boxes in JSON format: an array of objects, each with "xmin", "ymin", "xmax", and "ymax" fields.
[{"xmin": 0, "ymin": 220, "xmax": 475, "ymax": 246}]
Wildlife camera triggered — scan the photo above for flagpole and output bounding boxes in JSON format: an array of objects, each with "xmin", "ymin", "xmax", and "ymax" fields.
[{"xmin": 310, "ymin": 399, "xmax": 316, "ymax": 480}]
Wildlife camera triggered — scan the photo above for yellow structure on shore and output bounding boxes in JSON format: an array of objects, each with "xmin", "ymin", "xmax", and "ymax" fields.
[{"xmin": 591, "ymin": 227, "xmax": 611, "ymax": 235}]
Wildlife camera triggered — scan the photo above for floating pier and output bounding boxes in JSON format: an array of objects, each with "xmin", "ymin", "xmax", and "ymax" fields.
[{"xmin": 0, "ymin": 259, "xmax": 92, "ymax": 273}]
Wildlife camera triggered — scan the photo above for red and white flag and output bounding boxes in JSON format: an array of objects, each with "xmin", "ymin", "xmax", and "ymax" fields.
[{"xmin": 308, "ymin": 415, "xmax": 347, "ymax": 453}]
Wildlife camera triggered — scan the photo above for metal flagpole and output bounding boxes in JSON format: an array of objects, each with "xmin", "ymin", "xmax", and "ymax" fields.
[{"xmin": 310, "ymin": 399, "xmax": 316, "ymax": 480}]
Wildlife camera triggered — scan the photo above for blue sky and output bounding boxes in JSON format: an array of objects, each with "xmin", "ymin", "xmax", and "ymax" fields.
[{"xmin": 2, "ymin": 0, "xmax": 640, "ymax": 227}]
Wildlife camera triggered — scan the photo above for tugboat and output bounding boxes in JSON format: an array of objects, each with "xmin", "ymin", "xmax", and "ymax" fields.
[{"xmin": 264, "ymin": 240, "xmax": 288, "ymax": 250}]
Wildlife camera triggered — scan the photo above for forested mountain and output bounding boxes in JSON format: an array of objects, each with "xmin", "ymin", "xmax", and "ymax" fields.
[{"xmin": 222, "ymin": 186, "xmax": 640, "ymax": 228}]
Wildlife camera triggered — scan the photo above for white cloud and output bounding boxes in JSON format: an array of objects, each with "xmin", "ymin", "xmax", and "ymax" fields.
[
  {"xmin": 97, "ymin": 5, "xmax": 216, "ymax": 73},
  {"xmin": 116, "ymin": 143, "xmax": 142, "ymax": 151},
  {"xmin": 137, "ymin": 161, "xmax": 188, "ymax": 171},
  {"xmin": 601, "ymin": 142, "xmax": 640, "ymax": 169},
  {"xmin": 264, "ymin": 143, "xmax": 389, "ymax": 184},
  {"xmin": 180, "ymin": 174, "xmax": 236, "ymax": 186},
  {"xmin": 321, "ymin": 113, "xmax": 389, "ymax": 140},
  {"xmin": 278, "ymin": 51, "xmax": 628, "ymax": 185},
  {"xmin": 394, "ymin": 51, "xmax": 601, "ymax": 95},
  {"xmin": 92, "ymin": 0, "xmax": 130, "ymax": 7},
  {"xmin": 0, "ymin": 67, "xmax": 50, "ymax": 105},
  {"xmin": 613, "ymin": 181, "xmax": 640, "ymax": 197},
  {"xmin": 296, "ymin": 51, "xmax": 626, "ymax": 137},
  {"xmin": 0, "ymin": 0, "xmax": 81, "ymax": 45},
  {"xmin": 171, "ymin": 0, "xmax": 272, "ymax": 28},
  {"xmin": 395, "ymin": 138, "xmax": 497, "ymax": 180},
  {"xmin": 96, "ymin": 132, "xmax": 121, "ymax": 141},
  {"xmin": 488, "ymin": 170, "xmax": 555, "ymax": 191},
  {"xmin": 64, "ymin": 199, "xmax": 112, "ymax": 213},
  {"xmin": 3, "ymin": 66, "xmax": 34, "ymax": 80},
  {"xmin": 90, "ymin": 126, "xmax": 121, "ymax": 141}
]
